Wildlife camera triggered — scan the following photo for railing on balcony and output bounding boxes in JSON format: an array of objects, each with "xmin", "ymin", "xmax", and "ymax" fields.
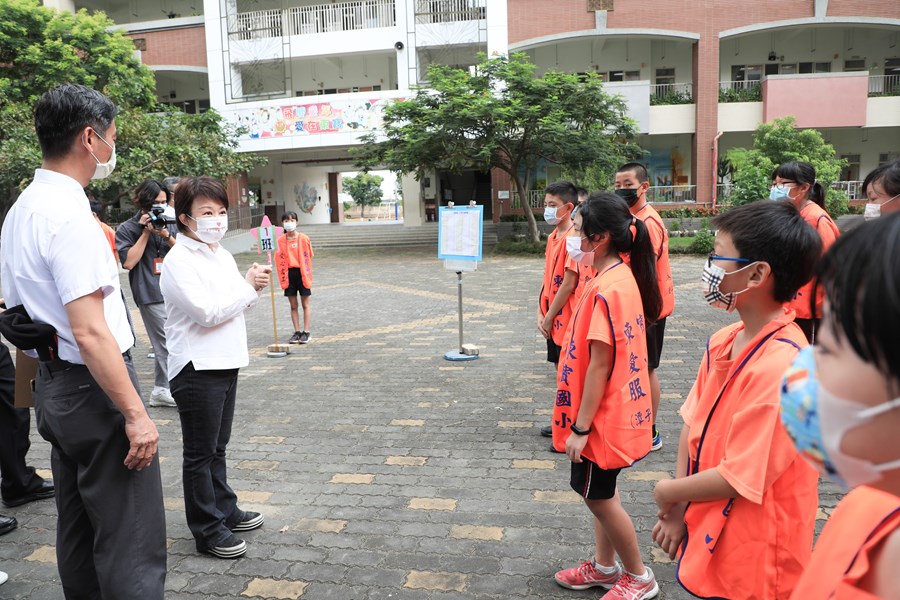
[
  {"xmin": 509, "ymin": 190, "xmax": 545, "ymax": 210},
  {"xmin": 869, "ymin": 74, "xmax": 900, "ymax": 97},
  {"xmin": 414, "ymin": 0, "xmax": 486, "ymax": 24},
  {"xmin": 832, "ymin": 180, "xmax": 865, "ymax": 201},
  {"xmin": 718, "ymin": 80, "xmax": 762, "ymax": 103},
  {"xmin": 232, "ymin": 0, "xmax": 396, "ymax": 40},
  {"xmin": 649, "ymin": 82, "xmax": 693, "ymax": 105},
  {"xmin": 645, "ymin": 185, "xmax": 697, "ymax": 204}
]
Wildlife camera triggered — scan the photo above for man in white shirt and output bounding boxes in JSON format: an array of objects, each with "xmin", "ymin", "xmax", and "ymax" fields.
[{"xmin": 0, "ymin": 84, "xmax": 166, "ymax": 599}]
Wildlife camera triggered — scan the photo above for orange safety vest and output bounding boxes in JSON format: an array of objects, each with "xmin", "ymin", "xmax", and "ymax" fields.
[
  {"xmin": 274, "ymin": 233, "xmax": 314, "ymax": 290},
  {"xmin": 551, "ymin": 261, "xmax": 652, "ymax": 466},
  {"xmin": 791, "ymin": 486, "xmax": 900, "ymax": 599},
  {"xmin": 633, "ymin": 203, "xmax": 674, "ymax": 319},
  {"xmin": 540, "ymin": 229, "xmax": 573, "ymax": 346},
  {"xmin": 677, "ymin": 311, "xmax": 818, "ymax": 599},
  {"xmin": 788, "ymin": 203, "xmax": 839, "ymax": 320}
]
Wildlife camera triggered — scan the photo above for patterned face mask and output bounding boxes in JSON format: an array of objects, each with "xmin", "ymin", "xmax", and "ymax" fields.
[{"xmin": 701, "ymin": 254, "xmax": 755, "ymax": 312}]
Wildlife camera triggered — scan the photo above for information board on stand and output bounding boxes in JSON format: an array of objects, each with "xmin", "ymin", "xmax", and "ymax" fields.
[{"xmin": 438, "ymin": 205, "xmax": 483, "ymax": 361}]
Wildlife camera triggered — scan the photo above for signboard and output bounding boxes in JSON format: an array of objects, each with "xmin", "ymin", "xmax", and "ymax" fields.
[{"xmin": 438, "ymin": 206, "xmax": 483, "ymax": 261}]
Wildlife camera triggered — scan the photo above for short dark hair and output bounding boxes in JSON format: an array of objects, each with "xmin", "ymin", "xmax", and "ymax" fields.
[
  {"xmin": 133, "ymin": 179, "xmax": 170, "ymax": 212},
  {"xmin": 174, "ymin": 176, "xmax": 229, "ymax": 234},
  {"xmin": 162, "ymin": 176, "xmax": 182, "ymax": 194},
  {"xmin": 575, "ymin": 186, "xmax": 589, "ymax": 201},
  {"xmin": 544, "ymin": 181, "xmax": 578, "ymax": 205},
  {"xmin": 34, "ymin": 84, "xmax": 117, "ymax": 161},
  {"xmin": 282, "ymin": 211, "xmax": 299, "ymax": 222},
  {"xmin": 88, "ymin": 198, "xmax": 104, "ymax": 216},
  {"xmin": 817, "ymin": 212, "xmax": 900, "ymax": 388},
  {"xmin": 862, "ymin": 159, "xmax": 900, "ymax": 198},
  {"xmin": 712, "ymin": 201, "xmax": 821, "ymax": 303},
  {"xmin": 616, "ymin": 162, "xmax": 649, "ymax": 184},
  {"xmin": 772, "ymin": 161, "xmax": 826, "ymax": 210}
]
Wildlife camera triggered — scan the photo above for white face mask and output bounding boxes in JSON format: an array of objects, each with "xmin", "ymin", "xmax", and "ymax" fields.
[
  {"xmin": 544, "ymin": 206, "xmax": 561, "ymax": 225},
  {"xmin": 283, "ymin": 222, "xmax": 297, "ymax": 232},
  {"xmin": 566, "ymin": 235, "xmax": 596, "ymax": 266},
  {"xmin": 864, "ymin": 193, "xmax": 900, "ymax": 221},
  {"xmin": 188, "ymin": 215, "xmax": 228, "ymax": 244},
  {"xmin": 86, "ymin": 133, "xmax": 116, "ymax": 180}
]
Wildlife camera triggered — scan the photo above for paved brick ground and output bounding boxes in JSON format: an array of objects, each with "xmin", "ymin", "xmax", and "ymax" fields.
[{"xmin": 0, "ymin": 248, "xmax": 843, "ymax": 599}]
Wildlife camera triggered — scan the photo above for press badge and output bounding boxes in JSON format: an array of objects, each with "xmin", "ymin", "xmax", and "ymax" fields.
[{"xmin": 153, "ymin": 258, "xmax": 164, "ymax": 275}]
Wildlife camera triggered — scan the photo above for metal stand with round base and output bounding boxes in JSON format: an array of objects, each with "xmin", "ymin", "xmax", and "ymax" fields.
[
  {"xmin": 443, "ymin": 350, "xmax": 478, "ymax": 362},
  {"xmin": 267, "ymin": 344, "xmax": 289, "ymax": 358}
]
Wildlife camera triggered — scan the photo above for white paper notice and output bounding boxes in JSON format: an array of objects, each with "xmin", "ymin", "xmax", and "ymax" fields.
[{"xmin": 439, "ymin": 207, "xmax": 482, "ymax": 260}]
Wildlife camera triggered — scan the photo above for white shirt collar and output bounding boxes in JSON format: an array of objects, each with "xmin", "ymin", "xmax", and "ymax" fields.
[{"xmin": 33, "ymin": 169, "xmax": 89, "ymax": 203}]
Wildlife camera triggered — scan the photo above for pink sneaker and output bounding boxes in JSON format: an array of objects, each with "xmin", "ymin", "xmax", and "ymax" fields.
[
  {"xmin": 554, "ymin": 560, "xmax": 621, "ymax": 590},
  {"xmin": 604, "ymin": 567, "xmax": 659, "ymax": 600}
]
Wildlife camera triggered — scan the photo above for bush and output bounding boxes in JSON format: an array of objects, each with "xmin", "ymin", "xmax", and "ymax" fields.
[
  {"xmin": 669, "ymin": 220, "xmax": 681, "ymax": 232},
  {"xmin": 494, "ymin": 236, "xmax": 546, "ymax": 255},
  {"xmin": 499, "ymin": 214, "xmax": 527, "ymax": 222},
  {"xmin": 342, "ymin": 201, "xmax": 353, "ymax": 212},
  {"xmin": 656, "ymin": 206, "xmax": 720, "ymax": 219},
  {"xmin": 689, "ymin": 229, "xmax": 716, "ymax": 255}
]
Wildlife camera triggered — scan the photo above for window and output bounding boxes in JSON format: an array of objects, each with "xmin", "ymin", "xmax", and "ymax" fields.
[
  {"xmin": 780, "ymin": 63, "xmax": 798, "ymax": 75},
  {"xmin": 886, "ymin": 58, "xmax": 900, "ymax": 76},
  {"xmin": 844, "ymin": 59, "xmax": 866, "ymax": 72},
  {"xmin": 840, "ymin": 154, "xmax": 860, "ymax": 181},
  {"xmin": 798, "ymin": 62, "xmax": 831, "ymax": 74},
  {"xmin": 655, "ymin": 68, "xmax": 675, "ymax": 85},
  {"xmin": 732, "ymin": 64, "xmax": 762, "ymax": 82},
  {"xmin": 198, "ymin": 99, "xmax": 210, "ymax": 114}
]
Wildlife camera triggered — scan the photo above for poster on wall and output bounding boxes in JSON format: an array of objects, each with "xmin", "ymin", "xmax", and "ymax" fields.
[{"xmin": 231, "ymin": 97, "xmax": 400, "ymax": 140}]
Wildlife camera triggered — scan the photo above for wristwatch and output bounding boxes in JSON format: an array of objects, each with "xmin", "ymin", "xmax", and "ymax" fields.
[{"xmin": 570, "ymin": 423, "xmax": 591, "ymax": 436}]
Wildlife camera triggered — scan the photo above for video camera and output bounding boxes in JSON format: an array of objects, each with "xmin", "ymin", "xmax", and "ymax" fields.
[{"xmin": 148, "ymin": 204, "xmax": 171, "ymax": 230}]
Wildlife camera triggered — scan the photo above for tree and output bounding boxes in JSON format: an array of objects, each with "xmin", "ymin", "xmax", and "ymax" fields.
[
  {"xmin": 343, "ymin": 173, "xmax": 383, "ymax": 218},
  {"xmin": 352, "ymin": 52, "xmax": 641, "ymax": 242},
  {"xmin": 0, "ymin": 0, "xmax": 265, "ymax": 219},
  {"xmin": 725, "ymin": 116, "xmax": 848, "ymax": 215}
]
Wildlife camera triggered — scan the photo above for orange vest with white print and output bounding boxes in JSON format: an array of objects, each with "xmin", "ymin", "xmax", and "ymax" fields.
[
  {"xmin": 791, "ymin": 486, "xmax": 900, "ymax": 599},
  {"xmin": 551, "ymin": 261, "xmax": 652, "ymax": 467},
  {"xmin": 274, "ymin": 233, "xmax": 314, "ymax": 290},
  {"xmin": 676, "ymin": 310, "xmax": 818, "ymax": 599},
  {"xmin": 633, "ymin": 203, "xmax": 674, "ymax": 319},
  {"xmin": 540, "ymin": 229, "xmax": 573, "ymax": 346}
]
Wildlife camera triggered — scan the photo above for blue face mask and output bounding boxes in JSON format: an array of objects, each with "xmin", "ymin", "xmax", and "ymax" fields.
[
  {"xmin": 544, "ymin": 206, "xmax": 561, "ymax": 225},
  {"xmin": 769, "ymin": 184, "xmax": 792, "ymax": 201}
]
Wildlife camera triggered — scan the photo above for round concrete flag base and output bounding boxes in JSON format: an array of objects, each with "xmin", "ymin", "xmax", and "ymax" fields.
[
  {"xmin": 267, "ymin": 344, "xmax": 290, "ymax": 358},
  {"xmin": 443, "ymin": 350, "xmax": 478, "ymax": 362}
]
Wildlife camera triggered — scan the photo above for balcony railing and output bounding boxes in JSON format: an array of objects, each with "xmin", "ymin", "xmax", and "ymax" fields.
[
  {"xmin": 869, "ymin": 74, "xmax": 900, "ymax": 97},
  {"xmin": 832, "ymin": 180, "xmax": 865, "ymax": 200},
  {"xmin": 718, "ymin": 80, "xmax": 762, "ymax": 103},
  {"xmin": 232, "ymin": 0, "xmax": 396, "ymax": 40},
  {"xmin": 414, "ymin": 0, "xmax": 486, "ymax": 24},
  {"xmin": 645, "ymin": 185, "xmax": 697, "ymax": 203},
  {"xmin": 649, "ymin": 82, "xmax": 693, "ymax": 105},
  {"xmin": 509, "ymin": 190, "xmax": 545, "ymax": 210}
]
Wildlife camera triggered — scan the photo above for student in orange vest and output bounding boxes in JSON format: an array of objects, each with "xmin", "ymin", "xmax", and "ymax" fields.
[
  {"xmin": 552, "ymin": 193, "xmax": 662, "ymax": 599},
  {"xmin": 770, "ymin": 161, "xmax": 839, "ymax": 343},
  {"xmin": 862, "ymin": 158, "xmax": 900, "ymax": 219},
  {"xmin": 274, "ymin": 211, "xmax": 314, "ymax": 344},
  {"xmin": 614, "ymin": 163, "xmax": 673, "ymax": 452},
  {"xmin": 538, "ymin": 182, "xmax": 577, "ymax": 440},
  {"xmin": 651, "ymin": 201, "xmax": 822, "ymax": 599},
  {"xmin": 781, "ymin": 213, "xmax": 900, "ymax": 597}
]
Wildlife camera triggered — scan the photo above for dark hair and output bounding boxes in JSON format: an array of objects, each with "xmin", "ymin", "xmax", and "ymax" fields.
[
  {"xmin": 712, "ymin": 201, "xmax": 821, "ymax": 303},
  {"xmin": 772, "ymin": 161, "xmax": 826, "ymax": 210},
  {"xmin": 282, "ymin": 211, "xmax": 299, "ymax": 222},
  {"xmin": 816, "ymin": 212, "xmax": 900, "ymax": 387},
  {"xmin": 174, "ymin": 176, "xmax": 229, "ymax": 234},
  {"xmin": 162, "ymin": 176, "xmax": 182, "ymax": 194},
  {"xmin": 133, "ymin": 179, "xmax": 170, "ymax": 212},
  {"xmin": 862, "ymin": 159, "xmax": 900, "ymax": 198},
  {"xmin": 575, "ymin": 187, "xmax": 589, "ymax": 202},
  {"xmin": 580, "ymin": 192, "xmax": 662, "ymax": 322},
  {"xmin": 88, "ymin": 198, "xmax": 104, "ymax": 217},
  {"xmin": 544, "ymin": 181, "xmax": 578, "ymax": 206},
  {"xmin": 616, "ymin": 162, "xmax": 649, "ymax": 184},
  {"xmin": 34, "ymin": 84, "xmax": 117, "ymax": 161}
]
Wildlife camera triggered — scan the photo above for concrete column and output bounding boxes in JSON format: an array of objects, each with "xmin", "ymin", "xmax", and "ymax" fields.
[
  {"xmin": 692, "ymin": 37, "xmax": 718, "ymax": 205},
  {"xmin": 401, "ymin": 173, "xmax": 424, "ymax": 226},
  {"xmin": 486, "ymin": 0, "xmax": 509, "ymax": 58},
  {"xmin": 42, "ymin": 0, "xmax": 75, "ymax": 11}
]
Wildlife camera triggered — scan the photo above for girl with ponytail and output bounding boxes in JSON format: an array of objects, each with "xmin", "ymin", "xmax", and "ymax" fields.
[
  {"xmin": 770, "ymin": 161, "xmax": 840, "ymax": 342},
  {"xmin": 552, "ymin": 193, "xmax": 660, "ymax": 598}
]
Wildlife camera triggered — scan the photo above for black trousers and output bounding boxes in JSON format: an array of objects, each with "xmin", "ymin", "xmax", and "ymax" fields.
[
  {"xmin": 0, "ymin": 343, "xmax": 44, "ymax": 500},
  {"xmin": 34, "ymin": 354, "xmax": 167, "ymax": 600}
]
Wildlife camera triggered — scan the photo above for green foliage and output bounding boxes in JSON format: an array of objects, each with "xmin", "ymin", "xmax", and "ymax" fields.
[
  {"xmin": 342, "ymin": 173, "xmax": 384, "ymax": 217},
  {"xmin": 0, "ymin": 0, "xmax": 265, "ymax": 216},
  {"xmin": 668, "ymin": 220, "xmax": 681, "ymax": 232},
  {"xmin": 656, "ymin": 206, "xmax": 720, "ymax": 219},
  {"xmin": 718, "ymin": 84, "xmax": 761, "ymax": 103},
  {"xmin": 498, "ymin": 214, "xmax": 527, "ymax": 222},
  {"xmin": 689, "ymin": 229, "xmax": 716, "ymax": 255},
  {"xmin": 725, "ymin": 117, "xmax": 848, "ymax": 215},
  {"xmin": 649, "ymin": 90, "xmax": 692, "ymax": 106},
  {"xmin": 353, "ymin": 52, "xmax": 640, "ymax": 243},
  {"xmin": 493, "ymin": 236, "xmax": 546, "ymax": 255}
]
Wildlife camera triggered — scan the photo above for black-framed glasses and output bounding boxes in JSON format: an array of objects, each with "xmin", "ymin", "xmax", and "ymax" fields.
[{"xmin": 707, "ymin": 253, "xmax": 751, "ymax": 268}]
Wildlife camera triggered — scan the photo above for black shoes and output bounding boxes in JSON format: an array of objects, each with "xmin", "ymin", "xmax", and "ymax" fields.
[
  {"xmin": 203, "ymin": 533, "xmax": 247, "ymax": 559},
  {"xmin": 229, "ymin": 511, "xmax": 264, "ymax": 532},
  {"xmin": 289, "ymin": 331, "xmax": 302, "ymax": 344},
  {"xmin": 0, "ymin": 515, "xmax": 17, "ymax": 536},
  {"xmin": 2, "ymin": 480, "xmax": 55, "ymax": 508},
  {"xmin": 540, "ymin": 425, "xmax": 552, "ymax": 437},
  {"xmin": 298, "ymin": 331, "xmax": 310, "ymax": 344}
]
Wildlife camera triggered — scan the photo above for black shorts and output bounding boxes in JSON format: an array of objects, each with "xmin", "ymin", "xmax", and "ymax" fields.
[
  {"xmin": 646, "ymin": 317, "xmax": 666, "ymax": 370},
  {"xmin": 570, "ymin": 457, "xmax": 621, "ymax": 500},
  {"xmin": 284, "ymin": 268, "xmax": 311, "ymax": 297},
  {"xmin": 547, "ymin": 337, "xmax": 562, "ymax": 365}
]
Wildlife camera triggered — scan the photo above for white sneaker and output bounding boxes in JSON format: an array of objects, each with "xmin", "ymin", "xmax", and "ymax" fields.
[
  {"xmin": 0, "ymin": 570, "xmax": 7, "ymax": 585},
  {"xmin": 149, "ymin": 387, "xmax": 177, "ymax": 407}
]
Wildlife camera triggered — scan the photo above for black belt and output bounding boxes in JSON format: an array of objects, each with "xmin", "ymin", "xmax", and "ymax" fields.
[{"xmin": 41, "ymin": 350, "xmax": 132, "ymax": 375}]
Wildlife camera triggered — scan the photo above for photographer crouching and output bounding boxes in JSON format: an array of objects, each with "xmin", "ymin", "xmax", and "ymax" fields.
[{"xmin": 116, "ymin": 179, "xmax": 178, "ymax": 407}]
